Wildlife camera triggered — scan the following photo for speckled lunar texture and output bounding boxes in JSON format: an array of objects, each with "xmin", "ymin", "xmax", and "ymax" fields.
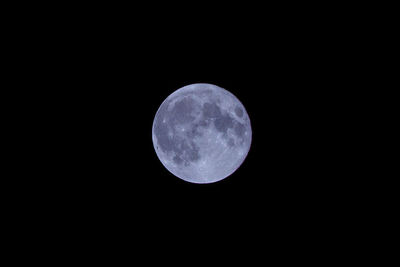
[{"xmin": 152, "ymin": 83, "xmax": 252, "ymax": 184}]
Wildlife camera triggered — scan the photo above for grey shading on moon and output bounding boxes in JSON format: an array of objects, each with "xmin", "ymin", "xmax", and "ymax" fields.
[{"xmin": 152, "ymin": 83, "xmax": 252, "ymax": 184}]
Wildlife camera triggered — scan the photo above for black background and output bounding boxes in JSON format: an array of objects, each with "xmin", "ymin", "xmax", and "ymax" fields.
[{"xmin": 13, "ymin": 3, "xmax": 362, "ymax": 259}]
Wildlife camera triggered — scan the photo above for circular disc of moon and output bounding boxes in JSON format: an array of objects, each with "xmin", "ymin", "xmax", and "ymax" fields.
[{"xmin": 152, "ymin": 83, "xmax": 252, "ymax": 184}]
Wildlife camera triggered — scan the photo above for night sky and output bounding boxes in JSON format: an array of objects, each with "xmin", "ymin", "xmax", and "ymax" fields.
[{"xmin": 20, "ymin": 5, "xmax": 353, "ymax": 258}]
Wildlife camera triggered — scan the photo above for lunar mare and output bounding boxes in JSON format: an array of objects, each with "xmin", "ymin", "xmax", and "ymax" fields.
[{"xmin": 152, "ymin": 83, "xmax": 252, "ymax": 184}]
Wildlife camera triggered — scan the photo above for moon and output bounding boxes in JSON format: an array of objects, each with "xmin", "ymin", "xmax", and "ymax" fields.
[{"xmin": 152, "ymin": 83, "xmax": 252, "ymax": 184}]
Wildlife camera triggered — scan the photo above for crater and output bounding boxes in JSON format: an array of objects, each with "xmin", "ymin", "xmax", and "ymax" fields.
[
  {"xmin": 173, "ymin": 155, "xmax": 183, "ymax": 164},
  {"xmin": 227, "ymin": 138, "xmax": 235, "ymax": 147},
  {"xmin": 198, "ymin": 118, "xmax": 211, "ymax": 128},
  {"xmin": 170, "ymin": 97, "xmax": 196, "ymax": 124},
  {"xmin": 154, "ymin": 125, "xmax": 176, "ymax": 153},
  {"xmin": 169, "ymin": 137, "xmax": 200, "ymax": 166},
  {"xmin": 214, "ymin": 115, "xmax": 234, "ymax": 134},
  {"xmin": 234, "ymin": 122, "xmax": 246, "ymax": 138},
  {"xmin": 185, "ymin": 122, "xmax": 204, "ymax": 138},
  {"xmin": 154, "ymin": 96, "xmax": 204, "ymax": 166},
  {"xmin": 186, "ymin": 142, "xmax": 200, "ymax": 162},
  {"xmin": 203, "ymin": 102, "xmax": 221, "ymax": 118},
  {"xmin": 154, "ymin": 106, "xmax": 173, "ymax": 153},
  {"xmin": 193, "ymin": 88, "xmax": 213, "ymax": 98},
  {"xmin": 234, "ymin": 106, "xmax": 243, "ymax": 117}
]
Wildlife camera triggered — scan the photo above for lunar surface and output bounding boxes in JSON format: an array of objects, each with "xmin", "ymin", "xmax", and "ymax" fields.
[{"xmin": 152, "ymin": 83, "xmax": 252, "ymax": 184}]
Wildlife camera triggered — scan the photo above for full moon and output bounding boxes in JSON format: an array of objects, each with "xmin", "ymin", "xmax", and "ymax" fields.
[{"xmin": 152, "ymin": 83, "xmax": 252, "ymax": 184}]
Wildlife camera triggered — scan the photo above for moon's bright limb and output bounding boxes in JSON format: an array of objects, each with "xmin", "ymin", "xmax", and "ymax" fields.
[{"xmin": 152, "ymin": 83, "xmax": 252, "ymax": 184}]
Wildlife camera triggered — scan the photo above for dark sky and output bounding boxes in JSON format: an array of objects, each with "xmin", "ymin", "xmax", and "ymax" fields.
[
  {"xmin": 20, "ymin": 5, "xmax": 356, "ymax": 256},
  {"xmin": 42, "ymin": 39, "xmax": 340, "ymax": 226}
]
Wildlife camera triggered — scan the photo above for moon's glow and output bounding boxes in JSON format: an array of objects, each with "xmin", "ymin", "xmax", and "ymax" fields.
[{"xmin": 152, "ymin": 83, "xmax": 252, "ymax": 184}]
